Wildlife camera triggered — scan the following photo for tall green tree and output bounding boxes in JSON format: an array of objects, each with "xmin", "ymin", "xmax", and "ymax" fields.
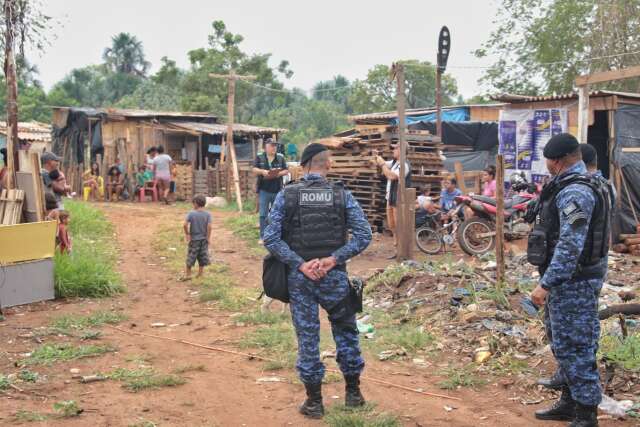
[
  {"xmin": 475, "ymin": 0, "xmax": 640, "ymax": 94},
  {"xmin": 312, "ymin": 75, "xmax": 352, "ymax": 113},
  {"xmin": 102, "ymin": 32, "xmax": 150, "ymax": 77},
  {"xmin": 348, "ymin": 60, "xmax": 458, "ymax": 113}
]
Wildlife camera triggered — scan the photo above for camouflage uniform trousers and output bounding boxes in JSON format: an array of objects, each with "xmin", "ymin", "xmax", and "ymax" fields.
[
  {"xmin": 288, "ymin": 268, "xmax": 364, "ymax": 385},
  {"xmin": 545, "ymin": 278, "xmax": 603, "ymax": 406}
]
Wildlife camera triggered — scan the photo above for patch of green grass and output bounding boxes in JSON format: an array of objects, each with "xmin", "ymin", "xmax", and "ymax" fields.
[
  {"xmin": 361, "ymin": 310, "xmax": 435, "ymax": 357},
  {"xmin": 107, "ymin": 367, "xmax": 186, "ymax": 392},
  {"xmin": 80, "ymin": 330, "xmax": 102, "ymax": 340},
  {"xmin": 54, "ymin": 201, "xmax": 123, "ymax": 298},
  {"xmin": 50, "ymin": 311, "xmax": 127, "ymax": 335},
  {"xmin": 0, "ymin": 374, "xmax": 11, "ymax": 390},
  {"xmin": 17, "ymin": 370, "xmax": 39, "ymax": 383},
  {"xmin": 324, "ymin": 404, "xmax": 400, "ymax": 427},
  {"xmin": 53, "ymin": 400, "xmax": 82, "ymax": 418},
  {"xmin": 172, "ymin": 364, "xmax": 207, "ymax": 374},
  {"xmin": 223, "ymin": 213, "xmax": 266, "ymax": 255},
  {"xmin": 15, "ymin": 410, "xmax": 48, "ymax": 422},
  {"xmin": 487, "ymin": 354, "xmax": 530, "ymax": 376},
  {"xmin": 234, "ymin": 310, "xmax": 288, "ymax": 325},
  {"xmin": 213, "ymin": 198, "xmax": 257, "ymax": 213},
  {"xmin": 438, "ymin": 364, "xmax": 487, "ymax": 390},
  {"xmin": 240, "ymin": 324, "xmax": 297, "ymax": 369},
  {"xmin": 124, "ymin": 353, "xmax": 154, "ymax": 364},
  {"xmin": 600, "ymin": 334, "xmax": 640, "ymax": 371},
  {"xmin": 23, "ymin": 343, "xmax": 115, "ymax": 366},
  {"xmin": 365, "ymin": 264, "xmax": 419, "ymax": 294}
]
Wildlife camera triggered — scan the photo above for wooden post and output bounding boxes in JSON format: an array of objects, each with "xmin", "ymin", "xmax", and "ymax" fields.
[
  {"xmin": 197, "ymin": 134, "xmax": 203, "ymax": 170},
  {"xmin": 209, "ymin": 70, "xmax": 256, "ymax": 213},
  {"xmin": 495, "ymin": 154, "xmax": 505, "ymax": 285},
  {"xmin": 436, "ymin": 69, "xmax": 443, "ymax": 138},
  {"xmin": 393, "ymin": 63, "xmax": 411, "ymax": 260},
  {"xmin": 577, "ymin": 85, "xmax": 589, "ymax": 144},
  {"xmin": 4, "ymin": 0, "xmax": 19, "ymax": 189},
  {"xmin": 453, "ymin": 161, "xmax": 467, "ymax": 194}
]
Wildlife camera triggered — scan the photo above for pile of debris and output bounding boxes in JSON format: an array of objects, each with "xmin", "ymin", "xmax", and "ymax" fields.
[
  {"xmin": 317, "ymin": 126, "xmax": 444, "ymax": 230},
  {"xmin": 361, "ymin": 252, "xmax": 640, "ymax": 414}
]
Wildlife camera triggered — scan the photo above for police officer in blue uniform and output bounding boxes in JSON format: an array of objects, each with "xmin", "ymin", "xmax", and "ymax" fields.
[
  {"xmin": 263, "ymin": 143, "xmax": 372, "ymax": 419},
  {"xmin": 528, "ymin": 134, "xmax": 612, "ymax": 427}
]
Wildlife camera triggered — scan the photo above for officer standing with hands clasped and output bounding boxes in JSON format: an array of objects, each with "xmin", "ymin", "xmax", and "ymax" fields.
[
  {"xmin": 527, "ymin": 133, "xmax": 612, "ymax": 427},
  {"xmin": 264, "ymin": 143, "xmax": 372, "ymax": 419}
]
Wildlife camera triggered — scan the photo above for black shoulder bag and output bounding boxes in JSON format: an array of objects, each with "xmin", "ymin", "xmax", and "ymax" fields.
[{"xmin": 262, "ymin": 254, "xmax": 289, "ymax": 303}]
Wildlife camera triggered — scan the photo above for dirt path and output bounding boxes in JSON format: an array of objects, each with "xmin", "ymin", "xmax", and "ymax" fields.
[{"xmin": 0, "ymin": 202, "xmax": 628, "ymax": 426}]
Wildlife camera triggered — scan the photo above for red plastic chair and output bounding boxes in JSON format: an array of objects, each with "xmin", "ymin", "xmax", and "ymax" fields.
[{"xmin": 139, "ymin": 180, "xmax": 158, "ymax": 202}]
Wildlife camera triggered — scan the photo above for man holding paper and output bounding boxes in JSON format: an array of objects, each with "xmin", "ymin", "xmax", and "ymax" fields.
[{"xmin": 253, "ymin": 138, "xmax": 289, "ymax": 242}]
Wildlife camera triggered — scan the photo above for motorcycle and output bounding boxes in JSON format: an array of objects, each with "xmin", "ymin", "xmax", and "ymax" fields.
[
  {"xmin": 454, "ymin": 173, "xmax": 539, "ymax": 256},
  {"xmin": 415, "ymin": 203, "xmax": 463, "ymax": 255}
]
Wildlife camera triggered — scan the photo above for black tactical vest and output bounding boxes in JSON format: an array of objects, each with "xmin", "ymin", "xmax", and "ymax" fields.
[
  {"xmin": 283, "ymin": 178, "xmax": 347, "ymax": 261},
  {"xmin": 527, "ymin": 172, "xmax": 612, "ymax": 275}
]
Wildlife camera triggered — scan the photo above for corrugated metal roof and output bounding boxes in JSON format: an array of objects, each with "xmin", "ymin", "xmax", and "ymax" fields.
[
  {"xmin": 0, "ymin": 121, "xmax": 51, "ymax": 142},
  {"xmin": 492, "ymin": 90, "xmax": 640, "ymax": 103},
  {"xmin": 166, "ymin": 121, "xmax": 287, "ymax": 136},
  {"xmin": 52, "ymin": 106, "xmax": 216, "ymax": 120},
  {"xmin": 349, "ymin": 103, "xmax": 505, "ymax": 122}
]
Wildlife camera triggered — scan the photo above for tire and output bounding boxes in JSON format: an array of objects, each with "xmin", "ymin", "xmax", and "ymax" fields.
[
  {"xmin": 457, "ymin": 217, "xmax": 495, "ymax": 256},
  {"xmin": 416, "ymin": 226, "xmax": 443, "ymax": 255}
]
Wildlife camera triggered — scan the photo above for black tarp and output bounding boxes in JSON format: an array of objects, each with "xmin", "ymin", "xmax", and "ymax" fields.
[
  {"xmin": 612, "ymin": 104, "xmax": 640, "ymax": 240},
  {"xmin": 409, "ymin": 121, "xmax": 499, "ymax": 151},
  {"xmin": 443, "ymin": 148, "xmax": 497, "ymax": 173}
]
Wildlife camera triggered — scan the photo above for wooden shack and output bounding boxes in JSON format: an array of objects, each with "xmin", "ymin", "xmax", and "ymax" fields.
[
  {"xmin": 50, "ymin": 107, "xmax": 285, "ymax": 198},
  {"xmin": 0, "ymin": 121, "xmax": 51, "ymax": 153}
]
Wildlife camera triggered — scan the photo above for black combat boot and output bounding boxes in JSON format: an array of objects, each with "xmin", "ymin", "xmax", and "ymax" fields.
[
  {"xmin": 299, "ymin": 382, "xmax": 324, "ymax": 419},
  {"xmin": 534, "ymin": 387, "xmax": 575, "ymax": 421},
  {"xmin": 537, "ymin": 368, "xmax": 566, "ymax": 390},
  {"xmin": 345, "ymin": 374, "xmax": 366, "ymax": 407},
  {"xmin": 569, "ymin": 403, "xmax": 598, "ymax": 427}
]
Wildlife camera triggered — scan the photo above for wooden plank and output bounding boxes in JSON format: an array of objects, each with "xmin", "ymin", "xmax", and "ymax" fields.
[
  {"xmin": 454, "ymin": 161, "xmax": 468, "ymax": 194},
  {"xmin": 30, "ymin": 153, "xmax": 45, "ymax": 221},
  {"xmin": 577, "ymin": 85, "xmax": 590, "ymax": 144},
  {"xmin": 621, "ymin": 147, "xmax": 640, "ymax": 153},
  {"xmin": 495, "ymin": 154, "xmax": 505, "ymax": 284},
  {"xmin": 575, "ymin": 65, "xmax": 640, "ymax": 86}
]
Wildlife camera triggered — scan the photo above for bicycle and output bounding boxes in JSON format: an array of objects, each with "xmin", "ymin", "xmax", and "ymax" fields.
[{"xmin": 415, "ymin": 204, "xmax": 463, "ymax": 255}]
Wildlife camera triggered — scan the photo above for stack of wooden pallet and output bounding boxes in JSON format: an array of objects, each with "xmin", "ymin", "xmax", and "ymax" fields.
[
  {"xmin": 174, "ymin": 162, "xmax": 193, "ymax": 201},
  {"xmin": 193, "ymin": 170, "xmax": 209, "ymax": 197},
  {"xmin": 317, "ymin": 126, "xmax": 445, "ymax": 230},
  {"xmin": 0, "ymin": 189, "xmax": 25, "ymax": 225}
]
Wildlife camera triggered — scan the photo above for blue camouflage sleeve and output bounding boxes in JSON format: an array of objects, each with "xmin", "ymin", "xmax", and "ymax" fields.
[
  {"xmin": 263, "ymin": 190, "xmax": 305, "ymax": 270},
  {"xmin": 332, "ymin": 190, "xmax": 373, "ymax": 265},
  {"xmin": 540, "ymin": 184, "xmax": 595, "ymax": 290}
]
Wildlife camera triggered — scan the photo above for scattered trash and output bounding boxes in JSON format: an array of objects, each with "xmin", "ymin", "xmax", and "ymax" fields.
[
  {"xmin": 378, "ymin": 348, "xmax": 407, "ymax": 361},
  {"xmin": 80, "ymin": 375, "xmax": 106, "ymax": 384},
  {"xmin": 356, "ymin": 320, "xmax": 374, "ymax": 334},
  {"xmin": 474, "ymin": 347, "xmax": 492, "ymax": 363},
  {"xmin": 320, "ymin": 350, "xmax": 335, "ymax": 360},
  {"xmin": 520, "ymin": 297, "xmax": 539, "ymax": 317},
  {"xmin": 69, "ymin": 368, "xmax": 80, "ymax": 374},
  {"xmin": 480, "ymin": 261, "xmax": 497, "ymax": 271},
  {"xmin": 598, "ymin": 394, "xmax": 633, "ymax": 418},
  {"xmin": 444, "ymin": 405, "xmax": 457, "ymax": 412},
  {"xmin": 151, "ymin": 322, "xmax": 166, "ymax": 328},
  {"xmin": 256, "ymin": 377, "xmax": 287, "ymax": 383}
]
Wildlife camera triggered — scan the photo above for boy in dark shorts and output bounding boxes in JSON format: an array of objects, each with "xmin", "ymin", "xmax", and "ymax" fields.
[{"xmin": 182, "ymin": 194, "xmax": 212, "ymax": 280}]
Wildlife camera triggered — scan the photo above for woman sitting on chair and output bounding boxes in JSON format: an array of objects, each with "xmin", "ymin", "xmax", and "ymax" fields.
[
  {"xmin": 83, "ymin": 162, "xmax": 103, "ymax": 201},
  {"xmin": 106, "ymin": 165, "xmax": 124, "ymax": 202}
]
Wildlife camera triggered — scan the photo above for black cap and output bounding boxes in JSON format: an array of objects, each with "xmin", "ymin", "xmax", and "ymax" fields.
[
  {"xmin": 580, "ymin": 144, "xmax": 597, "ymax": 165},
  {"xmin": 300, "ymin": 143, "xmax": 329, "ymax": 166},
  {"xmin": 543, "ymin": 133, "xmax": 579, "ymax": 159}
]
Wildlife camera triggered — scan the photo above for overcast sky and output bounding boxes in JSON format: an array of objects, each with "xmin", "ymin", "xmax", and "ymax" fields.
[{"xmin": 32, "ymin": 0, "xmax": 499, "ymax": 99}]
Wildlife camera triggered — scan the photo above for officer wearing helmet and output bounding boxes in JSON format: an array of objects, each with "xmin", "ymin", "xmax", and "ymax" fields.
[
  {"xmin": 263, "ymin": 143, "xmax": 372, "ymax": 419},
  {"xmin": 528, "ymin": 133, "xmax": 612, "ymax": 427}
]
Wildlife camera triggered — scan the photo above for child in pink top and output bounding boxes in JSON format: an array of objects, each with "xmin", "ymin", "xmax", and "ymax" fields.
[{"xmin": 482, "ymin": 165, "xmax": 497, "ymax": 197}]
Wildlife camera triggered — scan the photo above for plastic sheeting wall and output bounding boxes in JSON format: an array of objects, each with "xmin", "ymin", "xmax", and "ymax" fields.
[{"xmin": 612, "ymin": 104, "xmax": 640, "ymax": 239}]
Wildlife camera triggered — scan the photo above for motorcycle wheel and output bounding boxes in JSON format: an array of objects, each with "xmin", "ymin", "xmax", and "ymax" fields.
[
  {"xmin": 457, "ymin": 218, "xmax": 495, "ymax": 256},
  {"xmin": 416, "ymin": 226, "xmax": 443, "ymax": 255}
]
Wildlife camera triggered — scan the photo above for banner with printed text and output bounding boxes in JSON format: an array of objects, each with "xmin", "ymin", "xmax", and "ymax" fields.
[{"xmin": 498, "ymin": 108, "xmax": 567, "ymax": 184}]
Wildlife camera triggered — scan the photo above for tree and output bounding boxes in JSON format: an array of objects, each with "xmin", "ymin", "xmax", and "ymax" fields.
[
  {"xmin": 347, "ymin": 60, "xmax": 458, "ymax": 114},
  {"xmin": 475, "ymin": 0, "xmax": 640, "ymax": 94},
  {"xmin": 312, "ymin": 75, "xmax": 352, "ymax": 113},
  {"xmin": 103, "ymin": 32, "xmax": 150, "ymax": 77}
]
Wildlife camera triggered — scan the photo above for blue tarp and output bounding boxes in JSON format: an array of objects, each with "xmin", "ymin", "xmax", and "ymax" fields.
[{"xmin": 391, "ymin": 107, "xmax": 469, "ymax": 125}]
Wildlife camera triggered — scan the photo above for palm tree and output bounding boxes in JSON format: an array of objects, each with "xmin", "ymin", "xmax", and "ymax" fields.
[{"xmin": 103, "ymin": 33, "xmax": 150, "ymax": 77}]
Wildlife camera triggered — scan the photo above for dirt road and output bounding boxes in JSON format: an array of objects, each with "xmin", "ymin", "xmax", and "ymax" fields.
[{"xmin": 0, "ymin": 203, "xmax": 625, "ymax": 426}]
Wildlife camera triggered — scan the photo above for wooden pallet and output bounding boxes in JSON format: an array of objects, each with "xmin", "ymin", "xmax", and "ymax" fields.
[{"xmin": 0, "ymin": 189, "xmax": 25, "ymax": 225}]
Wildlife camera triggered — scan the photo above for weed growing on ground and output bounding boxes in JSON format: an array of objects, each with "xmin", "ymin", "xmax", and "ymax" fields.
[
  {"xmin": 80, "ymin": 330, "xmax": 102, "ymax": 340},
  {"xmin": 361, "ymin": 310, "xmax": 435, "ymax": 357},
  {"xmin": 438, "ymin": 364, "xmax": 487, "ymax": 390},
  {"xmin": 487, "ymin": 354, "xmax": 530, "ymax": 376},
  {"xmin": 223, "ymin": 213, "xmax": 266, "ymax": 256},
  {"xmin": 17, "ymin": 369, "xmax": 39, "ymax": 383},
  {"xmin": 23, "ymin": 343, "xmax": 115, "ymax": 366},
  {"xmin": 54, "ymin": 201, "xmax": 123, "ymax": 298},
  {"xmin": 172, "ymin": 364, "xmax": 207, "ymax": 374},
  {"xmin": 124, "ymin": 353, "xmax": 154, "ymax": 364},
  {"xmin": 365, "ymin": 264, "xmax": 419, "ymax": 294},
  {"xmin": 50, "ymin": 311, "xmax": 127, "ymax": 335},
  {"xmin": 600, "ymin": 334, "xmax": 640, "ymax": 371},
  {"xmin": 324, "ymin": 404, "xmax": 400, "ymax": 427},
  {"xmin": 240, "ymin": 323, "xmax": 297, "ymax": 369},
  {"xmin": 108, "ymin": 367, "xmax": 186, "ymax": 392},
  {"xmin": 53, "ymin": 400, "xmax": 82, "ymax": 417},
  {"xmin": 234, "ymin": 310, "xmax": 288, "ymax": 325},
  {"xmin": 0, "ymin": 374, "xmax": 10, "ymax": 390},
  {"xmin": 15, "ymin": 410, "xmax": 48, "ymax": 422}
]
